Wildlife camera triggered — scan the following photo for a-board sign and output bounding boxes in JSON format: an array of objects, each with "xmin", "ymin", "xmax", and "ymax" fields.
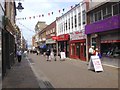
[
  {"xmin": 60, "ymin": 52, "xmax": 66, "ymax": 59},
  {"xmin": 88, "ymin": 56, "xmax": 103, "ymax": 72}
]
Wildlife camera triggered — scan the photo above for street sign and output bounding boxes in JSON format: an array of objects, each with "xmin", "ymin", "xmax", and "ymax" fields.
[{"xmin": 88, "ymin": 56, "xmax": 103, "ymax": 72}]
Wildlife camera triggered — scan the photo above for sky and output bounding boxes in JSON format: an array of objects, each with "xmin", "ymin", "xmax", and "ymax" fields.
[{"xmin": 16, "ymin": 0, "xmax": 80, "ymax": 46}]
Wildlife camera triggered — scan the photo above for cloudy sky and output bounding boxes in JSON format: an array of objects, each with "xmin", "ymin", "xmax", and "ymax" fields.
[{"xmin": 16, "ymin": 0, "xmax": 80, "ymax": 45}]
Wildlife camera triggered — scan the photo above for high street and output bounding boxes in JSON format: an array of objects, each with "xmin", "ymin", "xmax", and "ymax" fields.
[{"xmin": 27, "ymin": 53, "xmax": 118, "ymax": 88}]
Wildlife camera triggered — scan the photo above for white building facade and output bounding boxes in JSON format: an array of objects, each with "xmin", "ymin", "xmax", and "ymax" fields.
[
  {"xmin": 56, "ymin": 1, "xmax": 87, "ymax": 61},
  {"xmin": 0, "ymin": 1, "xmax": 4, "ymax": 54}
]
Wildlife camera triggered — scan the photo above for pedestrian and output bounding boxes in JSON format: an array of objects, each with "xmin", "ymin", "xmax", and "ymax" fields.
[
  {"xmin": 16, "ymin": 49, "xmax": 22, "ymax": 63},
  {"xmin": 46, "ymin": 49, "xmax": 51, "ymax": 61},
  {"xmin": 53, "ymin": 47, "xmax": 57, "ymax": 61},
  {"xmin": 24, "ymin": 50, "xmax": 27, "ymax": 57},
  {"xmin": 88, "ymin": 46, "xmax": 95, "ymax": 61},
  {"xmin": 50, "ymin": 49, "xmax": 54, "ymax": 60},
  {"xmin": 95, "ymin": 48, "xmax": 102, "ymax": 58},
  {"xmin": 36, "ymin": 50, "xmax": 39, "ymax": 55}
]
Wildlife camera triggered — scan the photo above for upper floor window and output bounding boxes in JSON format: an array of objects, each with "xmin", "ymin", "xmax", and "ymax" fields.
[
  {"xmin": 68, "ymin": 18, "xmax": 70, "ymax": 29},
  {"xmin": 71, "ymin": 16, "xmax": 73, "ymax": 29},
  {"xmin": 51, "ymin": 29, "xmax": 52, "ymax": 33},
  {"xmin": 112, "ymin": 3, "xmax": 120, "ymax": 15},
  {"xmin": 82, "ymin": 10, "xmax": 86, "ymax": 24},
  {"xmin": 66, "ymin": 20, "xmax": 67, "ymax": 30},
  {"xmin": 64, "ymin": 22, "xmax": 66, "ymax": 31},
  {"xmin": 74, "ymin": 15, "xmax": 77, "ymax": 27},
  {"xmin": 94, "ymin": 10, "xmax": 102, "ymax": 22},
  {"xmin": 103, "ymin": 5, "xmax": 112, "ymax": 19},
  {"xmin": 78, "ymin": 12, "xmax": 81, "ymax": 26}
]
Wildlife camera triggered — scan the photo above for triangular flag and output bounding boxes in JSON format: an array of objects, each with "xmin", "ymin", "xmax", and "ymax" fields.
[
  {"xmin": 63, "ymin": 8, "xmax": 65, "ymax": 12},
  {"xmin": 51, "ymin": 12, "xmax": 53, "ymax": 15},
  {"xmin": 33, "ymin": 16, "xmax": 35, "ymax": 18},
  {"xmin": 59, "ymin": 10, "xmax": 61, "ymax": 13},
  {"xmin": 48, "ymin": 13, "xmax": 50, "ymax": 16},
  {"xmin": 42, "ymin": 14, "xmax": 44, "ymax": 17}
]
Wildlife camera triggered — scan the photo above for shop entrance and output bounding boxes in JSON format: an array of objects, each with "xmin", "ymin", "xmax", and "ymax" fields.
[{"xmin": 80, "ymin": 42, "xmax": 86, "ymax": 61}]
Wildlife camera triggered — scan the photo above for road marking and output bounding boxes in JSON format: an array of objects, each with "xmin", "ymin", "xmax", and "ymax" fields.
[{"xmin": 103, "ymin": 64, "xmax": 120, "ymax": 69}]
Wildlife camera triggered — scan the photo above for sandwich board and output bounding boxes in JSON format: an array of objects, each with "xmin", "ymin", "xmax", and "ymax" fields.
[
  {"xmin": 60, "ymin": 52, "xmax": 66, "ymax": 60},
  {"xmin": 88, "ymin": 56, "xmax": 103, "ymax": 72}
]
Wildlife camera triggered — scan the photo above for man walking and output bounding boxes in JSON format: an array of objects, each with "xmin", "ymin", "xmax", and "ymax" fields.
[
  {"xmin": 53, "ymin": 47, "xmax": 57, "ymax": 61},
  {"xmin": 16, "ymin": 50, "xmax": 22, "ymax": 63}
]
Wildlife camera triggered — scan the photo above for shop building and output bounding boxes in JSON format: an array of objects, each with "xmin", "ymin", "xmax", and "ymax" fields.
[
  {"xmin": 57, "ymin": 34, "xmax": 70, "ymax": 57},
  {"xmin": 56, "ymin": 1, "xmax": 88, "ymax": 60},
  {"xmin": 46, "ymin": 20, "xmax": 57, "ymax": 49},
  {"xmin": 85, "ymin": 1, "xmax": 120, "ymax": 66}
]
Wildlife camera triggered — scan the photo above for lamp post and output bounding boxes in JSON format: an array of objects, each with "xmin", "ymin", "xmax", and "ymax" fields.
[{"xmin": 16, "ymin": 2, "xmax": 24, "ymax": 12}]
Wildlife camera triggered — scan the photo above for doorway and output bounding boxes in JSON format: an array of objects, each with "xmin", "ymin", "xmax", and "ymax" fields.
[{"xmin": 80, "ymin": 42, "xmax": 86, "ymax": 61}]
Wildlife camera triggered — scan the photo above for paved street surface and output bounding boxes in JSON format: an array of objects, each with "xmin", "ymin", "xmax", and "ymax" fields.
[
  {"xmin": 2, "ymin": 53, "xmax": 119, "ymax": 89},
  {"xmin": 2, "ymin": 56, "xmax": 40, "ymax": 88},
  {"xmin": 27, "ymin": 53, "xmax": 118, "ymax": 88}
]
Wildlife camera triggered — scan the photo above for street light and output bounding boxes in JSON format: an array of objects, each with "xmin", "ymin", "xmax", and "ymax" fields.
[{"xmin": 16, "ymin": 2, "xmax": 24, "ymax": 12}]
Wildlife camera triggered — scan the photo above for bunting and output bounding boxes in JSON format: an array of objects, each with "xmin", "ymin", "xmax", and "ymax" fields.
[{"xmin": 16, "ymin": 4, "xmax": 77, "ymax": 20}]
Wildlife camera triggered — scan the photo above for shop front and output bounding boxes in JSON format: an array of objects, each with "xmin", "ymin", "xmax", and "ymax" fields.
[
  {"xmin": 69, "ymin": 31, "xmax": 86, "ymax": 61},
  {"xmin": 46, "ymin": 38, "xmax": 56, "ymax": 49},
  {"xmin": 57, "ymin": 34, "xmax": 69, "ymax": 57},
  {"xmin": 100, "ymin": 31, "xmax": 120, "ymax": 58},
  {"xmin": 39, "ymin": 43, "xmax": 47, "ymax": 54},
  {"xmin": 85, "ymin": 14, "xmax": 120, "ymax": 66}
]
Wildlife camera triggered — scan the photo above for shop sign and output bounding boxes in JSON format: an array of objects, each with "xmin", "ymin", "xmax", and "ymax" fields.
[
  {"xmin": 52, "ymin": 36, "xmax": 57, "ymax": 40},
  {"xmin": 70, "ymin": 31, "xmax": 86, "ymax": 40},
  {"xmin": 46, "ymin": 39, "xmax": 56, "ymax": 44},
  {"xmin": 101, "ymin": 40, "xmax": 120, "ymax": 43},
  {"xmin": 57, "ymin": 34, "xmax": 69, "ymax": 41},
  {"xmin": 85, "ymin": 15, "xmax": 120, "ymax": 34}
]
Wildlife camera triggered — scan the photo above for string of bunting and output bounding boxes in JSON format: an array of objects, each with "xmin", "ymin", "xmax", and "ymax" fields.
[{"xmin": 16, "ymin": 5, "xmax": 75, "ymax": 20}]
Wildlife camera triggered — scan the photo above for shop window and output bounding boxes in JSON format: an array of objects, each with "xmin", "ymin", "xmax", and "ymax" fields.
[
  {"xmin": 101, "ymin": 42, "xmax": 120, "ymax": 58},
  {"xmin": 71, "ymin": 44, "xmax": 75, "ymax": 55},
  {"xmin": 92, "ymin": 37, "xmax": 96, "ymax": 48}
]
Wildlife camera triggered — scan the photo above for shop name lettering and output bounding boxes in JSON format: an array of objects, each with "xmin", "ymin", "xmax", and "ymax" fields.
[
  {"xmin": 59, "ymin": 35, "xmax": 64, "ymax": 38},
  {"xmin": 70, "ymin": 31, "xmax": 85, "ymax": 40}
]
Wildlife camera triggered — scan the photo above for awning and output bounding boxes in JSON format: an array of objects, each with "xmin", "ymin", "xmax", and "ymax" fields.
[
  {"xmin": 46, "ymin": 39, "xmax": 56, "ymax": 44},
  {"xmin": 39, "ymin": 44, "xmax": 46, "ymax": 48}
]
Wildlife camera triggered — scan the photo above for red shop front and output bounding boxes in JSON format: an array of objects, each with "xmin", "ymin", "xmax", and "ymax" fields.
[
  {"xmin": 69, "ymin": 31, "xmax": 86, "ymax": 61},
  {"xmin": 57, "ymin": 34, "xmax": 70, "ymax": 57}
]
